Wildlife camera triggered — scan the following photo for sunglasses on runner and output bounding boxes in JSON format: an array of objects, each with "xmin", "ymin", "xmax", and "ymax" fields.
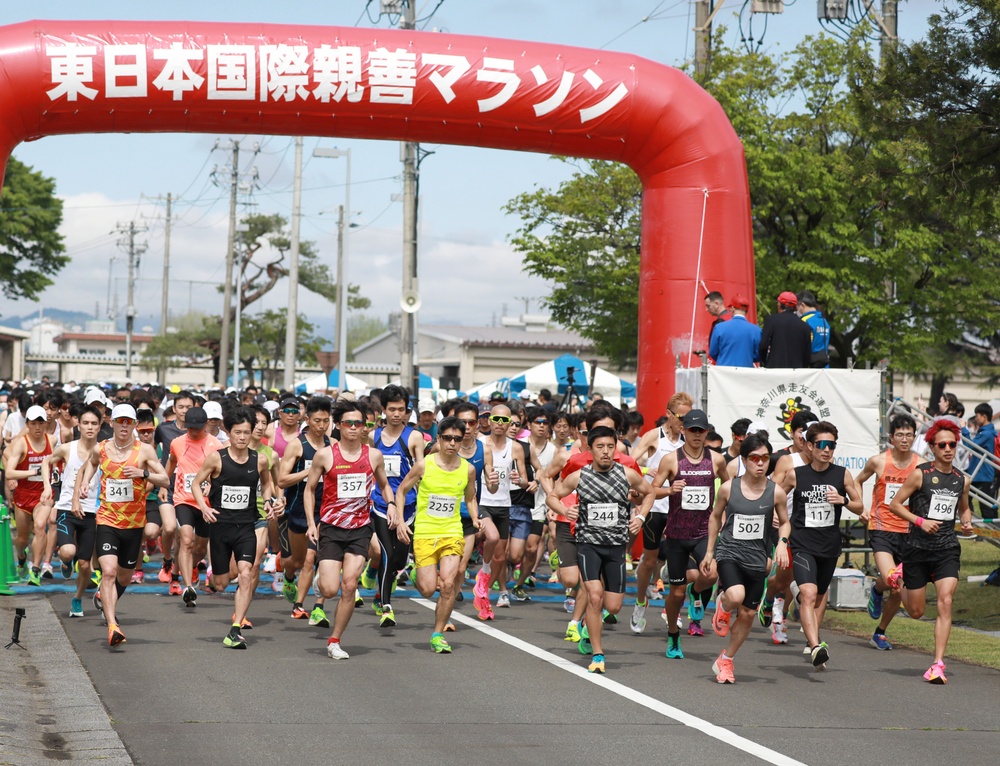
[
  {"xmin": 458, "ymin": 419, "xmax": 476, "ymax": 426},
  {"xmin": 686, "ymin": 427, "xmax": 707, "ymax": 434},
  {"xmin": 509, "ymin": 422, "xmax": 522, "ymax": 429},
  {"xmin": 745, "ymin": 453, "xmax": 770, "ymax": 465},
  {"xmin": 137, "ymin": 427, "xmax": 155, "ymax": 434},
  {"xmin": 533, "ymin": 418, "xmax": 549, "ymax": 425},
  {"xmin": 934, "ymin": 440, "xmax": 958, "ymax": 450},
  {"xmin": 439, "ymin": 434, "xmax": 462, "ymax": 443},
  {"xmin": 365, "ymin": 421, "xmax": 376, "ymax": 429},
  {"xmin": 113, "ymin": 417, "xmax": 136, "ymax": 425},
  {"xmin": 281, "ymin": 407, "xmax": 299, "ymax": 414},
  {"xmin": 478, "ymin": 413, "xmax": 490, "ymax": 420},
  {"xmin": 340, "ymin": 419, "xmax": 364, "ymax": 428},
  {"xmin": 812, "ymin": 439, "xmax": 837, "ymax": 450},
  {"xmin": 490, "ymin": 415, "xmax": 511, "ymax": 424}
]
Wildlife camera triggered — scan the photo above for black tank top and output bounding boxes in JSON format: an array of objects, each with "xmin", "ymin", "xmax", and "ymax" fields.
[
  {"xmin": 286, "ymin": 434, "xmax": 329, "ymax": 520},
  {"xmin": 791, "ymin": 463, "xmax": 846, "ymax": 558},
  {"xmin": 209, "ymin": 447, "xmax": 259, "ymax": 525},
  {"xmin": 909, "ymin": 462, "xmax": 963, "ymax": 551}
]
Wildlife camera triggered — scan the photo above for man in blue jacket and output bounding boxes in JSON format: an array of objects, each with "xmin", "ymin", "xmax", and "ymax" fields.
[
  {"xmin": 971, "ymin": 403, "xmax": 997, "ymax": 519},
  {"xmin": 709, "ymin": 293, "xmax": 761, "ymax": 367},
  {"xmin": 796, "ymin": 290, "xmax": 831, "ymax": 368}
]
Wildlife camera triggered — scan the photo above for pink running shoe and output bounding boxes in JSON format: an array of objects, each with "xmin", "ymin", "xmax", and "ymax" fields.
[
  {"xmin": 478, "ymin": 603, "xmax": 495, "ymax": 621},
  {"xmin": 712, "ymin": 608, "xmax": 731, "ymax": 638},
  {"xmin": 886, "ymin": 564, "xmax": 904, "ymax": 590},
  {"xmin": 474, "ymin": 569, "xmax": 490, "ymax": 600},
  {"xmin": 923, "ymin": 661, "xmax": 947, "ymax": 684},
  {"xmin": 687, "ymin": 620, "xmax": 705, "ymax": 637},
  {"xmin": 712, "ymin": 652, "xmax": 735, "ymax": 684}
]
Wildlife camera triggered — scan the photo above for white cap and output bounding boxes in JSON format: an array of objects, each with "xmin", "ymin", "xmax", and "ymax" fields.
[
  {"xmin": 746, "ymin": 420, "xmax": 770, "ymax": 436},
  {"xmin": 262, "ymin": 400, "xmax": 279, "ymax": 414},
  {"xmin": 84, "ymin": 388, "xmax": 107, "ymax": 406},
  {"xmin": 418, "ymin": 399, "xmax": 436, "ymax": 413},
  {"xmin": 203, "ymin": 401, "xmax": 224, "ymax": 420},
  {"xmin": 519, "ymin": 389, "xmax": 533, "ymax": 400},
  {"xmin": 111, "ymin": 403, "xmax": 137, "ymax": 421},
  {"xmin": 25, "ymin": 405, "xmax": 47, "ymax": 422}
]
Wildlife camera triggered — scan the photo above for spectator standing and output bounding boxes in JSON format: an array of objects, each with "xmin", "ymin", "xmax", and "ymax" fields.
[
  {"xmin": 970, "ymin": 403, "xmax": 997, "ymax": 519},
  {"xmin": 759, "ymin": 291, "xmax": 811, "ymax": 369},
  {"xmin": 708, "ymin": 293, "xmax": 761, "ymax": 368},
  {"xmin": 796, "ymin": 290, "xmax": 832, "ymax": 368},
  {"xmin": 705, "ymin": 291, "xmax": 732, "ymax": 351}
]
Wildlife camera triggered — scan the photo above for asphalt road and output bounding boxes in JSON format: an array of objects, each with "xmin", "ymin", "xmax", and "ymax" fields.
[{"xmin": 36, "ymin": 577, "xmax": 1000, "ymax": 766}]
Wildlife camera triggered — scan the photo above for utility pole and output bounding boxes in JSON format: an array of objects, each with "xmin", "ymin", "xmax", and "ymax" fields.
[
  {"xmin": 399, "ymin": 0, "xmax": 421, "ymax": 398},
  {"xmin": 283, "ymin": 137, "xmax": 304, "ymax": 391},
  {"xmin": 115, "ymin": 221, "xmax": 147, "ymax": 382},
  {"xmin": 881, "ymin": 0, "xmax": 898, "ymax": 60},
  {"xmin": 160, "ymin": 192, "xmax": 172, "ymax": 334},
  {"xmin": 335, "ymin": 205, "xmax": 346, "ymax": 391},
  {"xmin": 694, "ymin": 0, "xmax": 712, "ymax": 79},
  {"xmin": 218, "ymin": 140, "xmax": 239, "ymax": 387}
]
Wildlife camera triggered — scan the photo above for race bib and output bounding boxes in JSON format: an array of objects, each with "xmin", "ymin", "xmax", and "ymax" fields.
[
  {"xmin": 338, "ymin": 472, "xmax": 367, "ymax": 498},
  {"xmin": 588, "ymin": 502, "xmax": 619, "ymax": 528},
  {"xmin": 107, "ymin": 478, "xmax": 134, "ymax": 502},
  {"xmin": 383, "ymin": 455, "xmax": 401, "ymax": 478},
  {"xmin": 681, "ymin": 485, "xmax": 710, "ymax": 511},
  {"xmin": 927, "ymin": 492, "xmax": 958, "ymax": 521},
  {"xmin": 28, "ymin": 464, "xmax": 43, "ymax": 482},
  {"xmin": 732, "ymin": 513, "xmax": 764, "ymax": 540},
  {"xmin": 805, "ymin": 502, "xmax": 835, "ymax": 528},
  {"xmin": 426, "ymin": 494, "xmax": 457, "ymax": 519},
  {"xmin": 183, "ymin": 473, "xmax": 196, "ymax": 493},
  {"xmin": 885, "ymin": 482, "xmax": 904, "ymax": 506},
  {"xmin": 221, "ymin": 485, "xmax": 251, "ymax": 510}
]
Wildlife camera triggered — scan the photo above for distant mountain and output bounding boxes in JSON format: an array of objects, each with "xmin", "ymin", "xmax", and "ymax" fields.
[{"xmin": 4, "ymin": 308, "xmax": 98, "ymax": 331}]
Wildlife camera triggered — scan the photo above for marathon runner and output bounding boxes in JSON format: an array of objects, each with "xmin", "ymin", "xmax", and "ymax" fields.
[
  {"xmin": 701, "ymin": 433, "xmax": 790, "ymax": 683},
  {"xmin": 6, "ymin": 404, "xmax": 55, "ymax": 585},
  {"xmin": 154, "ymin": 389, "xmax": 194, "ymax": 592},
  {"xmin": 511, "ymin": 406, "xmax": 556, "ymax": 599},
  {"xmin": 855, "ymin": 413, "xmax": 920, "ymax": 650},
  {"xmin": 888, "ymin": 419, "xmax": 973, "ymax": 684},
  {"xmin": 394, "ymin": 416, "xmax": 481, "ymax": 652},
  {"xmin": 304, "ymin": 401, "xmax": 393, "ymax": 660},
  {"xmin": 74, "ymin": 404, "xmax": 168, "ymax": 647}
]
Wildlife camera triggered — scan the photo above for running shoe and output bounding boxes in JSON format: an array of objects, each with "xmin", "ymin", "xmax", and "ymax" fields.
[
  {"xmin": 291, "ymin": 605, "xmax": 308, "ymax": 619},
  {"xmin": 549, "ymin": 550, "xmax": 559, "ymax": 569},
  {"xmin": 456, "ymin": 591, "xmax": 464, "ymax": 602},
  {"xmin": 473, "ymin": 568, "xmax": 490, "ymax": 600},
  {"xmin": 869, "ymin": 631, "xmax": 893, "ymax": 651},
  {"xmin": 810, "ymin": 642, "xmax": 830, "ymax": 667},
  {"xmin": 373, "ymin": 599, "xmax": 384, "ymax": 617},
  {"xmin": 511, "ymin": 587, "xmax": 531, "ymax": 602},
  {"xmin": 525, "ymin": 576, "xmax": 536, "ymax": 588},
  {"xmin": 688, "ymin": 620, "xmax": 705, "ymax": 637},
  {"xmin": 565, "ymin": 621, "xmax": 581, "ymax": 642},
  {"xmin": 773, "ymin": 596, "xmax": 785, "ymax": 625},
  {"xmin": 233, "ymin": 614, "xmax": 253, "ymax": 630},
  {"xmin": 380, "ymin": 605, "xmax": 396, "ymax": 628},
  {"xmin": 758, "ymin": 597, "xmax": 773, "ymax": 628},
  {"xmin": 477, "ymin": 603, "xmax": 495, "ymax": 621},
  {"xmin": 886, "ymin": 563, "xmax": 903, "ymax": 590},
  {"xmin": 686, "ymin": 582, "xmax": 705, "ymax": 621},
  {"xmin": 327, "ymin": 641, "xmax": 349, "ymax": 660},
  {"xmin": 772, "ymin": 623, "xmax": 788, "ymax": 645},
  {"xmin": 646, "ymin": 584, "xmax": 662, "ymax": 600},
  {"xmin": 262, "ymin": 553, "xmax": 277, "ymax": 573},
  {"xmin": 923, "ymin": 660, "xmax": 947, "ymax": 684},
  {"xmin": 223, "ymin": 631, "xmax": 247, "ymax": 650},
  {"xmin": 182, "ymin": 586, "xmax": 198, "ymax": 607},
  {"xmin": 578, "ymin": 625, "xmax": 592, "ymax": 655},
  {"xmin": 89, "ymin": 569, "xmax": 101, "ymax": 589},
  {"xmin": 602, "ymin": 608, "xmax": 618, "ymax": 625},
  {"xmin": 16, "ymin": 561, "xmax": 27, "ymax": 580},
  {"xmin": 496, "ymin": 591, "xmax": 511, "ymax": 608},
  {"xmin": 168, "ymin": 580, "xmax": 183, "ymax": 596},
  {"xmin": 360, "ymin": 565, "xmax": 377, "ymax": 591},
  {"xmin": 131, "ymin": 570, "xmax": 144, "ymax": 585},
  {"xmin": 69, "ymin": 598, "xmax": 84, "ymax": 618},
  {"xmin": 354, "ymin": 592, "xmax": 365, "ymax": 608},
  {"xmin": 270, "ymin": 571, "xmax": 284, "ymax": 593},
  {"xmin": 630, "ymin": 601, "xmax": 647, "ymax": 634},
  {"xmin": 93, "ymin": 591, "xmax": 102, "ymax": 612},
  {"xmin": 868, "ymin": 585, "xmax": 884, "ymax": 620},
  {"xmin": 588, "ymin": 654, "xmax": 606, "ymax": 674},
  {"xmin": 309, "ymin": 606, "xmax": 331, "ymax": 628},
  {"xmin": 712, "ymin": 652, "xmax": 735, "ymax": 684},
  {"xmin": 108, "ymin": 624, "xmax": 126, "ymax": 647},
  {"xmin": 61, "ymin": 561, "xmax": 73, "ymax": 579},
  {"xmin": 27, "ymin": 568, "xmax": 41, "ymax": 586},
  {"xmin": 444, "ymin": 622, "xmax": 456, "ymax": 632},
  {"xmin": 666, "ymin": 632, "xmax": 684, "ymax": 659},
  {"xmin": 191, "ymin": 568, "xmax": 200, "ymax": 585},
  {"xmin": 430, "ymin": 634, "xmax": 452, "ymax": 654},
  {"xmin": 282, "ymin": 578, "xmax": 297, "ymax": 604},
  {"xmin": 563, "ymin": 595, "xmax": 576, "ymax": 613},
  {"xmin": 41, "ymin": 562, "xmax": 54, "ymax": 580},
  {"xmin": 712, "ymin": 608, "xmax": 731, "ymax": 638}
]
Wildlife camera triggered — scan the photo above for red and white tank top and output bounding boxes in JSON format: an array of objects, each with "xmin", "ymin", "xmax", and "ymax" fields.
[{"xmin": 319, "ymin": 442, "xmax": 374, "ymax": 528}]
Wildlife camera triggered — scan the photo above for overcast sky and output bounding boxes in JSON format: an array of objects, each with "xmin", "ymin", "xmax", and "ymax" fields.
[{"xmin": 0, "ymin": 1, "xmax": 941, "ymax": 338}]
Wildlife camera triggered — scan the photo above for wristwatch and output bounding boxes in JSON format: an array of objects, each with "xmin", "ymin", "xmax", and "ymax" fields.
[
  {"xmin": 143, "ymin": 469, "xmax": 149, "ymax": 480},
  {"xmin": 779, "ymin": 537, "xmax": 789, "ymax": 544}
]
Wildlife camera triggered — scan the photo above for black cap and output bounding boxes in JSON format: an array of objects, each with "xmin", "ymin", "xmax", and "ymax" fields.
[
  {"xmin": 682, "ymin": 409, "xmax": 711, "ymax": 430},
  {"xmin": 279, "ymin": 396, "xmax": 300, "ymax": 409},
  {"xmin": 185, "ymin": 407, "xmax": 207, "ymax": 428}
]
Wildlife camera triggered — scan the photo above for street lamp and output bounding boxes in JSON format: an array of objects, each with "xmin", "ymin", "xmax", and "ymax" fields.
[
  {"xmin": 312, "ymin": 146, "xmax": 351, "ymax": 396},
  {"xmin": 232, "ymin": 222, "xmax": 249, "ymax": 388}
]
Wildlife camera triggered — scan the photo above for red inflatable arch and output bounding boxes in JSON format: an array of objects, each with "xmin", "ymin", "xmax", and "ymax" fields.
[{"xmin": 0, "ymin": 20, "xmax": 754, "ymax": 420}]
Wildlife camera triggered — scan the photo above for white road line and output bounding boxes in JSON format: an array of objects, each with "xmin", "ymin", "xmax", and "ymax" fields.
[{"xmin": 412, "ymin": 598, "xmax": 806, "ymax": 766}]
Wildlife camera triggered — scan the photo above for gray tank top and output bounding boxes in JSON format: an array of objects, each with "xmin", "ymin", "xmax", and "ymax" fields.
[{"xmin": 715, "ymin": 479, "xmax": 775, "ymax": 571}]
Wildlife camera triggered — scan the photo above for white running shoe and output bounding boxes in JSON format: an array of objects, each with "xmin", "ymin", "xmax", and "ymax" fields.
[
  {"xmin": 327, "ymin": 642, "xmax": 350, "ymax": 660},
  {"xmin": 496, "ymin": 591, "xmax": 511, "ymax": 608},
  {"xmin": 271, "ymin": 571, "xmax": 284, "ymax": 593},
  {"xmin": 630, "ymin": 602, "xmax": 647, "ymax": 634},
  {"xmin": 772, "ymin": 622, "xmax": 788, "ymax": 644}
]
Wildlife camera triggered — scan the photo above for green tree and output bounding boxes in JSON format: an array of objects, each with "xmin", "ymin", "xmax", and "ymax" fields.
[
  {"xmin": 239, "ymin": 309, "xmax": 321, "ymax": 388},
  {"xmin": 139, "ymin": 311, "xmax": 219, "ymax": 380},
  {"xmin": 503, "ymin": 158, "xmax": 642, "ymax": 365},
  {"xmin": 347, "ymin": 314, "xmax": 388, "ymax": 361},
  {"xmin": 0, "ymin": 156, "xmax": 69, "ymax": 300}
]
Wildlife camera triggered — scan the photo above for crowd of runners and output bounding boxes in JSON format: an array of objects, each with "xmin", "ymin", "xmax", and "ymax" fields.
[{"xmin": 0, "ymin": 380, "xmax": 976, "ymax": 684}]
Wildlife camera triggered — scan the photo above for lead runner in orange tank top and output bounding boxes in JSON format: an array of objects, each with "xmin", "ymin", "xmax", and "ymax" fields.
[{"xmin": 74, "ymin": 404, "xmax": 169, "ymax": 648}]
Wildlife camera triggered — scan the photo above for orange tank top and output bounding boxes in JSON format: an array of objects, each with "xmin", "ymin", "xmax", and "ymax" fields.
[
  {"xmin": 870, "ymin": 449, "xmax": 919, "ymax": 533},
  {"xmin": 98, "ymin": 440, "xmax": 147, "ymax": 529}
]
